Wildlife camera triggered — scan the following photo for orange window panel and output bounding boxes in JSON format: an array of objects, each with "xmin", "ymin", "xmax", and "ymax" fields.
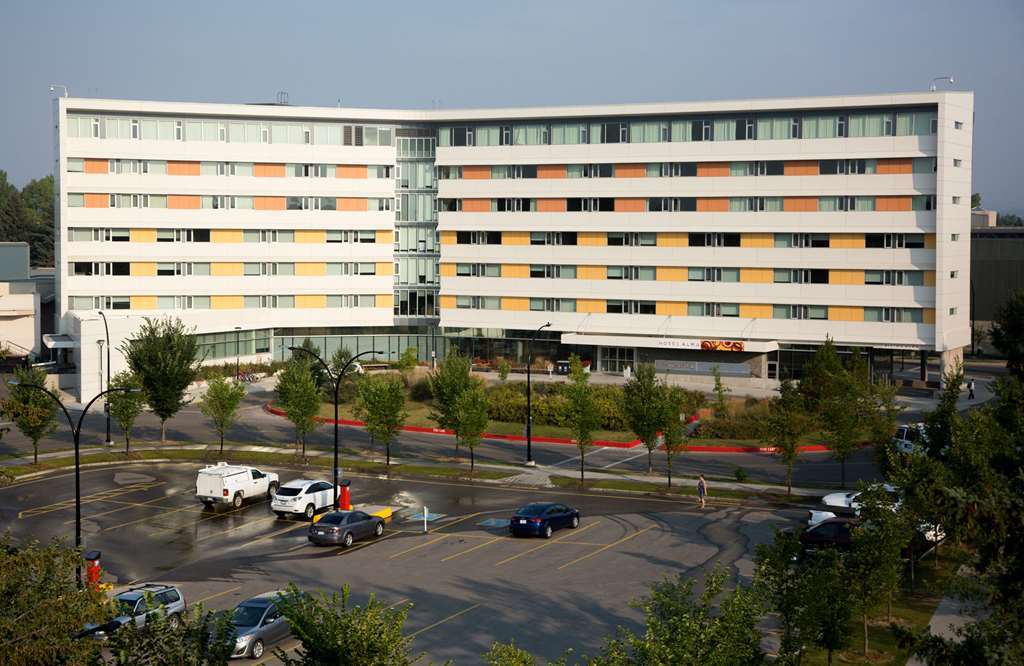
[
  {"xmin": 168, "ymin": 195, "xmax": 200, "ymax": 209},
  {"xmin": 614, "ymin": 164, "xmax": 646, "ymax": 178},
  {"xmin": 83, "ymin": 159, "xmax": 108, "ymax": 174},
  {"xmin": 696, "ymin": 162, "xmax": 730, "ymax": 177},
  {"xmin": 877, "ymin": 196, "xmax": 912, "ymax": 212},
  {"xmin": 337, "ymin": 165, "xmax": 368, "ymax": 178},
  {"xmin": 439, "ymin": 263, "xmax": 457, "ymax": 277},
  {"xmin": 614, "ymin": 198, "xmax": 647, "ymax": 213},
  {"xmin": 924, "ymin": 234, "xmax": 936, "ymax": 249},
  {"xmin": 739, "ymin": 304, "xmax": 773, "ymax": 319},
  {"xmin": 923, "ymin": 309, "xmax": 936, "ymax": 324},
  {"xmin": 577, "ymin": 299, "xmax": 606, "ymax": 314},
  {"xmin": 740, "ymin": 233, "xmax": 773, "ymax": 248},
  {"xmin": 462, "ymin": 199, "xmax": 491, "ymax": 213},
  {"xmin": 84, "ymin": 193, "xmax": 108, "ymax": 208},
  {"xmin": 696, "ymin": 198, "xmax": 729, "ymax": 212},
  {"xmin": 462, "ymin": 166, "xmax": 491, "ymax": 180},
  {"xmin": 167, "ymin": 161, "xmax": 200, "ymax": 176},
  {"xmin": 656, "ymin": 302, "xmax": 686, "ymax": 316},
  {"xmin": 338, "ymin": 198, "xmax": 368, "ymax": 211},
  {"xmin": 439, "ymin": 295, "xmax": 457, "ymax": 309},
  {"xmin": 254, "ymin": 163, "xmax": 285, "ymax": 177},
  {"xmin": 254, "ymin": 196, "xmax": 286, "ymax": 210},
  {"xmin": 537, "ymin": 199, "xmax": 567, "ymax": 213},
  {"xmin": 439, "ymin": 231, "xmax": 457, "ymax": 245},
  {"xmin": 828, "ymin": 306, "xmax": 864, "ymax": 322},
  {"xmin": 783, "ymin": 197, "xmax": 818, "ymax": 212},
  {"xmin": 783, "ymin": 161, "xmax": 819, "ymax": 176},
  {"xmin": 537, "ymin": 164, "xmax": 567, "ymax": 179},
  {"xmin": 876, "ymin": 158, "xmax": 913, "ymax": 175}
]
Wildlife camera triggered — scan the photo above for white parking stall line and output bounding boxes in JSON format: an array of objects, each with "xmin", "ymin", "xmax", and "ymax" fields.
[
  {"xmin": 551, "ymin": 447, "xmax": 607, "ymax": 468},
  {"xmin": 600, "ymin": 450, "xmax": 650, "ymax": 469}
]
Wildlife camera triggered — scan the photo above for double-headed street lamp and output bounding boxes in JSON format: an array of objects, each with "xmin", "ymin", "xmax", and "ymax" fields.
[
  {"xmin": 98, "ymin": 311, "xmax": 113, "ymax": 447},
  {"xmin": 7, "ymin": 380, "xmax": 140, "ymax": 587},
  {"xmin": 525, "ymin": 322, "xmax": 552, "ymax": 467},
  {"xmin": 287, "ymin": 347, "xmax": 383, "ymax": 509}
]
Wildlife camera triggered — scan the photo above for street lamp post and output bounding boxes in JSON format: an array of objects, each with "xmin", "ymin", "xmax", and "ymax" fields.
[
  {"xmin": 98, "ymin": 311, "xmax": 113, "ymax": 447},
  {"xmin": 234, "ymin": 326, "xmax": 242, "ymax": 378},
  {"xmin": 7, "ymin": 380, "xmax": 140, "ymax": 588},
  {"xmin": 287, "ymin": 347, "xmax": 383, "ymax": 509},
  {"xmin": 525, "ymin": 322, "xmax": 551, "ymax": 467}
]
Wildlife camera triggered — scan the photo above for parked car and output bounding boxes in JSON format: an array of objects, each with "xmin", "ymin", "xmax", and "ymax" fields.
[
  {"xmin": 509, "ymin": 502, "xmax": 580, "ymax": 538},
  {"xmin": 271, "ymin": 479, "xmax": 335, "ymax": 519},
  {"xmin": 799, "ymin": 517, "xmax": 858, "ymax": 553},
  {"xmin": 808, "ymin": 483, "xmax": 899, "ymax": 526},
  {"xmin": 196, "ymin": 462, "xmax": 279, "ymax": 509},
  {"xmin": 308, "ymin": 510, "xmax": 385, "ymax": 547},
  {"xmin": 893, "ymin": 423, "xmax": 928, "ymax": 456},
  {"xmin": 228, "ymin": 591, "xmax": 290, "ymax": 660},
  {"xmin": 82, "ymin": 584, "xmax": 186, "ymax": 639}
]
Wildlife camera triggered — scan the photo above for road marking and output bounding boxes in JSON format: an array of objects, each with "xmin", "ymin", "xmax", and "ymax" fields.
[
  {"xmin": 495, "ymin": 521, "xmax": 602, "ymax": 567},
  {"xmin": 429, "ymin": 511, "xmax": 483, "ymax": 533},
  {"xmin": 148, "ymin": 499, "xmax": 270, "ymax": 533},
  {"xmin": 335, "ymin": 531, "xmax": 399, "ymax": 556},
  {"xmin": 18, "ymin": 481, "xmax": 165, "ymax": 518},
  {"xmin": 389, "ymin": 535, "xmax": 448, "ymax": 559},
  {"xmin": 196, "ymin": 515, "xmax": 280, "ymax": 542},
  {"xmin": 408, "ymin": 603, "xmax": 481, "ymax": 639},
  {"xmin": 387, "ymin": 598, "xmax": 411, "ymax": 609},
  {"xmin": 105, "ymin": 503, "xmax": 203, "ymax": 533},
  {"xmin": 193, "ymin": 585, "xmax": 242, "ymax": 606},
  {"xmin": 557, "ymin": 525, "xmax": 656, "ymax": 570},
  {"xmin": 600, "ymin": 450, "xmax": 650, "ymax": 469},
  {"xmin": 245, "ymin": 521, "xmax": 309, "ymax": 546},
  {"xmin": 551, "ymin": 447, "xmax": 607, "ymax": 468},
  {"xmin": 441, "ymin": 537, "xmax": 502, "ymax": 562},
  {"xmin": 64, "ymin": 488, "xmax": 192, "ymax": 524}
]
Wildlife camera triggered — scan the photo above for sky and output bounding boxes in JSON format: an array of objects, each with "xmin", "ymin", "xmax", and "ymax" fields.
[{"xmin": 1, "ymin": 0, "xmax": 1022, "ymax": 213}]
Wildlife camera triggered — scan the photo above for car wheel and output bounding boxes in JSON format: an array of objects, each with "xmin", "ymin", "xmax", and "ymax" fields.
[
  {"xmin": 232, "ymin": 492, "xmax": 243, "ymax": 509},
  {"xmin": 268, "ymin": 482, "xmax": 278, "ymax": 499},
  {"xmin": 304, "ymin": 504, "xmax": 315, "ymax": 520},
  {"xmin": 251, "ymin": 638, "xmax": 264, "ymax": 659},
  {"xmin": 274, "ymin": 511, "xmax": 285, "ymax": 519},
  {"xmin": 374, "ymin": 522, "xmax": 384, "ymax": 537},
  {"xmin": 343, "ymin": 532, "xmax": 354, "ymax": 548},
  {"xmin": 166, "ymin": 614, "xmax": 180, "ymax": 630},
  {"xmin": 543, "ymin": 525, "xmax": 553, "ymax": 539},
  {"xmin": 571, "ymin": 515, "xmax": 580, "ymax": 529}
]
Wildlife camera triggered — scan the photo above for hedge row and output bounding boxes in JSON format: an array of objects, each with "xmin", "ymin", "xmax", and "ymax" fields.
[{"xmin": 484, "ymin": 382, "xmax": 629, "ymax": 431}]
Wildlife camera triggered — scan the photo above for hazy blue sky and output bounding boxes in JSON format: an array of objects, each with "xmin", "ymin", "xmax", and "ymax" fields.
[{"xmin": 2, "ymin": 0, "xmax": 1022, "ymax": 212}]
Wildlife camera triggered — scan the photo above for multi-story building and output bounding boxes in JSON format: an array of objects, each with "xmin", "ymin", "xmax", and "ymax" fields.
[{"xmin": 53, "ymin": 91, "xmax": 973, "ymax": 399}]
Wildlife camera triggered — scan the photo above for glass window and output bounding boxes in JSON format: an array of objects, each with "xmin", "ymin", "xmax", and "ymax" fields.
[
  {"xmin": 687, "ymin": 302, "xmax": 704, "ymax": 316},
  {"xmin": 68, "ymin": 193, "xmax": 84, "ymax": 207}
]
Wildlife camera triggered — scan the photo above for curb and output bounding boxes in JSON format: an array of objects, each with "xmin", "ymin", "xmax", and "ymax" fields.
[{"xmin": 263, "ymin": 404, "xmax": 832, "ymax": 454}]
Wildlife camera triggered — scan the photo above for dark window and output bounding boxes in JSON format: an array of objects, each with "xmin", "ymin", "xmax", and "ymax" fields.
[
  {"xmin": 486, "ymin": 231, "xmax": 502, "ymax": 245},
  {"xmin": 722, "ymin": 233, "xmax": 741, "ymax": 247},
  {"xmin": 456, "ymin": 231, "xmax": 472, "ymax": 244},
  {"xmin": 819, "ymin": 160, "xmax": 841, "ymax": 175},
  {"xmin": 193, "ymin": 229, "xmax": 210, "ymax": 242},
  {"xmin": 905, "ymin": 235, "xmax": 925, "ymax": 249},
  {"xmin": 286, "ymin": 197, "xmax": 303, "ymax": 210},
  {"xmin": 561, "ymin": 232, "xmax": 577, "ymax": 245},
  {"xmin": 810, "ymin": 269, "xmax": 829, "ymax": 284},
  {"xmin": 500, "ymin": 126, "xmax": 512, "ymax": 145},
  {"xmin": 598, "ymin": 163, "xmax": 613, "ymax": 178},
  {"xmin": 598, "ymin": 198, "xmax": 614, "ymax": 212},
  {"xmin": 452, "ymin": 127, "xmax": 469, "ymax": 147},
  {"xmin": 606, "ymin": 300, "xmax": 625, "ymax": 314},
  {"xmin": 689, "ymin": 233, "xmax": 709, "ymax": 247},
  {"xmin": 809, "ymin": 234, "xmax": 828, "ymax": 248},
  {"xmin": 837, "ymin": 115, "xmax": 848, "ymax": 137},
  {"xmin": 790, "ymin": 117, "xmax": 802, "ymax": 139},
  {"xmin": 637, "ymin": 301, "xmax": 656, "ymax": 315},
  {"xmin": 866, "ymin": 234, "xmax": 885, "ymax": 249},
  {"xmin": 765, "ymin": 161, "xmax": 784, "ymax": 176},
  {"xmin": 521, "ymin": 165, "xmax": 537, "ymax": 178},
  {"xmin": 110, "ymin": 263, "xmax": 130, "ymax": 276},
  {"xmin": 691, "ymin": 121, "xmax": 704, "ymax": 142},
  {"xmin": 73, "ymin": 262, "xmax": 93, "ymax": 275}
]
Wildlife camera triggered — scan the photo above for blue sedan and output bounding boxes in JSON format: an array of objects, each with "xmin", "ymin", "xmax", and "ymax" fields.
[{"xmin": 509, "ymin": 502, "xmax": 580, "ymax": 538}]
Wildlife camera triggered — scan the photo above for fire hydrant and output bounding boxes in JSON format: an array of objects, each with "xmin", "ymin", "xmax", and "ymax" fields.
[
  {"xmin": 338, "ymin": 479, "xmax": 352, "ymax": 510},
  {"xmin": 83, "ymin": 550, "xmax": 102, "ymax": 591}
]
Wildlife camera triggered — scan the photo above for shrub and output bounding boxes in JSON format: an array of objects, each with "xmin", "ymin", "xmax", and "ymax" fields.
[
  {"xmin": 532, "ymin": 393, "xmax": 570, "ymax": 427},
  {"xmin": 734, "ymin": 467, "xmax": 749, "ymax": 483},
  {"xmin": 497, "ymin": 358, "xmax": 511, "ymax": 382},
  {"xmin": 409, "ymin": 376, "xmax": 433, "ymax": 402},
  {"xmin": 693, "ymin": 401, "xmax": 770, "ymax": 439},
  {"xmin": 486, "ymin": 384, "xmax": 527, "ymax": 423}
]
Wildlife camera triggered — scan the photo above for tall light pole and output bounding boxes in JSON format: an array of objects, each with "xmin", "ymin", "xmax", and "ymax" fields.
[
  {"xmin": 525, "ymin": 322, "xmax": 551, "ymax": 467},
  {"xmin": 288, "ymin": 346, "xmax": 383, "ymax": 509},
  {"xmin": 7, "ymin": 380, "xmax": 140, "ymax": 587},
  {"xmin": 234, "ymin": 326, "xmax": 242, "ymax": 378},
  {"xmin": 98, "ymin": 311, "xmax": 113, "ymax": 446}
]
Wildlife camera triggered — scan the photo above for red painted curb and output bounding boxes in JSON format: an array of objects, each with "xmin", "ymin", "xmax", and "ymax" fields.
[{"xmin": 262, "ymin": 404, "xmax": 830, "ymax": 454}]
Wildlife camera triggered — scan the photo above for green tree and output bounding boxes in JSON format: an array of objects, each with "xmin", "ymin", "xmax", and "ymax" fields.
[
  {"xmin": 276, "ymin": 356, "xmax": 321, "ymax": 459},
  {"xmin": 0, "ymin": 536, "xmax": 106, "ymax": 665},
  {"xmin": 274, "ymin": 583, "xmax": 415, "ymax": 666},
  {"xmin": 328, "ymin": 346, "xmax": 358, "ymax": 403},
  {"xmin": 395, "ymin": 347, "xmax": 418, "ymax": 373},
  {"xmin": 623, "ymin": 363, "xmax": 663, "ymax": 474},
  {"xmin": 199, "ymin": 375, "xmax": 247, "ymax": 454},
  {"xmin": 107, "ymin": 370, "xmax": 146, "ymax": 454},
  {"xmin": 803, "ymin": 549, "xmax": 854, "ymax": 666},
  {"xmin": 120, "ymin": 317, "xmax": 202, "ymax": 443},
  {"xmin": 592, "ymin": 565, "xmax": 764, "ymax": 666},
  {"xmin": 19, "ymin": 175, "xmax": 55, "ymax": 266},
  {"xmin": 453, "ymin": 381, "xmax": 490, "ymax": 473},
  {"xmin": 1, "ymin": 365, "xmax": 58, "ymax": 464},
  {"xmin": 497, "ymin": 358, "xmax": 511, "ymax": 382},
  {"xmin": 660, "ymin": 385, "xmax": 692, "ymax": 488},
  {"xmin": 820, "ymin": 366, "xmax": 866, "ymax": 489},
  {"xmin": 483, "ymin": 640, "xmax": 538, "ymax": 665},
  {"xmin": 798, "ymin": 337, "xmax": 846, "ymax": 414},
  {"xmin": 989, "ymin": 290, "xmax": 1024, "ymax": 381},
  {"xmin": 763, "ymin": 379, "xmax": 815, "ymax": 496},
  {"xmin": 924, "ymin": 361, "xmax": 964, "ymax": 457},
  {"xmin": 755, "ymin": 529, "xmax": 820, "ymax": 665},
  {"xmin": 296, "ymin": 338, "xmax": 329, "ymax": 395},
  {"xmin": 428, "ymin": 350, "xmax": 473, "ymax": 451},
  {"xmin": 356, "ymin": 373, "xmax": 407, "ymax": 470},
  {"xmin": 711, "ymin": 365, "xmax": 731, "ymax": 417},
  {"xmin": 971, "ymin": 192, "xmax": 981, "ymax": 209},
  {"xmin": 105, "ymin": 600, "xmax": 235, "ymax": 665},
  {"xmin": 565, "ymin": 354, "xmax": 599, "ymax": 485}
]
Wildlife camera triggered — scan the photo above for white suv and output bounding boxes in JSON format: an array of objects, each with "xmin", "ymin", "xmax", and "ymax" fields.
[{"xmin": 271, "ymin": 479, "xmax": 335, "ymax": 519}]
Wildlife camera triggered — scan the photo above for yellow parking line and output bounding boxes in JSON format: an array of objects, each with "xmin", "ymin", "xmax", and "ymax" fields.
[
  {"xmin": 336, "ymin": 531, "xmax": 399, "ymax": 556},
  {"xmin": 65, "ymin": 488, "xmax": 192, "ymax": 524},
  {"xmin": 557, "ymin": 525, "xmax": 656, "ymax": 570},
  {"xmin": 408, "ymin": 603, "xmax": 481, "ymax": 639},
  {"xmin": 193, "ymin": 585, "xmax": 242, "ymax": 606},
  {"xmin": 495, "ymin": 521, "xmax": 602, "ymax": 567},
  {"xmin": 429, "ymin": 511, "xmax": 483, "ymax": 533},
  {"xmin": 18, "ymin": 481, "xmax": 165, "ymax": 518},
  {"xmin": 104, "ymin": 503, "xmax": 202, "ymax": 533},
  {"xmin": 441, "ymin": 537, "xmax": 502, "ymax": 562},
  {"xmin": 387, "ymin": 597, "xmax": 411, "ymax": 609},
  {"xmin": 245, "ymin": 521, "xmax": 310, "ymax": 546},
  {"xmin": 389, "ymin": 535, "xmax": 448, "ymax": 560},
  {"xmin": 196, "ymin": 516, "xmax": 280, "ymax": 542},
  {"xmin": 147, "ymin": 498, "xmax": 270, "ymax": 533}
]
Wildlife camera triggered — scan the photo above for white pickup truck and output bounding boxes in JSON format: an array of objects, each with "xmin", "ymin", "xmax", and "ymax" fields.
[{"xmin": 196, "ymin": 463, "xmax": 279, "ymax": 509}]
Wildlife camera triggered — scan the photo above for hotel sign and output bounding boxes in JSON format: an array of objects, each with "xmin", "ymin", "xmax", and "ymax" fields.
[{"xmin": 655, "ymin": 338, "xmax": 746, "ymax": 352}]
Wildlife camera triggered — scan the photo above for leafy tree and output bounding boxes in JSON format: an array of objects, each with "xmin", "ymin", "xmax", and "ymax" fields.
[
  {"xmin": 428, "ymin": 350, "xmax": 473, "ymax": 450},
  {"xmin": 565, "ymin": 354, "xmax": 599, "ymax": 485},
  {"xmin": 623, "ymin": 364, "xmax": 662, "ymax": 474},
  {"xmin": 296, "ymin": 338, "xmax": 329, "ymax": 395},
  {"xmin": 763, "ymin": 379, "xmax": 814, "ymax": 496},
  {"xmin": 803, "ymin": 549, "xmax": 854, "ymax": 666},
  {"xmin": 276, "ymin": 356, "xmax": 321, "ymax": 459},
  {"xmin": 107, "ymin": 370, "xmax": 146, "ymax": 453},
  {"xmin": 711, "ymin": 365, "xmax": 731, "ymax": 417},
  {"xmin": 1, "ymin": 365, "xmax": 58, "ymax": 464},
  {"xmin": 820, "ymin": 367, "xmax": 866, "ymax": 489},
  {"xmin": 497, "ymin": 358, "xmax": 511, "ymax": 382},
  {"xmin": 483, "ymin": 640, "xmax": 538, "ymax": 665},
  {"xmin": 453, "ymin": 381, "xmax": 489, "ymax": 473},
  {"xmin": 328, "ymin": 346, "xmax": 358, "ymax": 403},
  {"xmin": 997, "ymin": 212, "xmax": 1024, "ymax": 227},
  {"xmin": 395, "ymin": 347, "xmax": 418, "ymax": 373},
  {"xmin": 798, "ymin": 337, "xmax": 845, "ymax": 414},
  {"xmin": 989, "ymin": 289, "xmax": 1024, "ymax": 381},
  {"xmin": 199, "ymin": 375, "xmax": 246, "ymax": 454},
  {"xmin": 924, "ymin": 361, "xmax": 964, "ymax": 457},
  {"xmin": 105, "ymin": 600, "xmax": 235, "ymax": 665},
  {"xmin": 274, "ymin": 583, "xmax": 415, "ymax": 666},
  {"xmin": 755, "ymin": 529, "xmax": 819, "ymax": 665},
  {"xmin": 971, "ymin": 192, "xmax": 981, "ymax": 209},
  {"xmin": 356, "ymin": 373, "xmax": 407, "ymax": 470},
  {"xmin": 592, "ymin": 565, "xmax": 764, "ymax": 666},
  {"xmin": 0, "ymin": 537, "xmax": 107, "ymax": 665},
  {"xmin": 660, "ymin": 385, "xmax": 691, "ymax": 488},
  {"xmin": 19, "ymin": 175, "xmax": 54, "ymax": 266},
  {"xmin": 120, "ymin": 317, "xmax": 202, "ymax": 443}
]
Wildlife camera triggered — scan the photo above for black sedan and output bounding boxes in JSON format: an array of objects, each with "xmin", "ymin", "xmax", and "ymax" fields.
[
  {"xmin": 799, "ymin": 516, "xmax": 857, "ymax": 553},
  {"xmin": 308, "ymin": 510, "xmax": 384, "ymax": 547},
  {"xmin": 509, "ymin": 502, "xmax": 580, "ymax": 538}
]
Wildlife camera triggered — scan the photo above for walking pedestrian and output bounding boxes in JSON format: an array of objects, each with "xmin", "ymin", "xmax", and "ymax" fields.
[
  {"xmin": 697, "ymin": 474, "xmax": 708, "ymax": 509},
  {"xmin": 968, "ymin": 378, "xmax": 975, "ymax": 400}
]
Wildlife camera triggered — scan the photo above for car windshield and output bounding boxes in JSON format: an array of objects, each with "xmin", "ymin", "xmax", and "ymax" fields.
[
  {"xmin": 319, "ymin": 513, "xmax": 345, "ymax": 525},
  {"xmin": 517, "ymin": 504, "xmax": 547, "ymax": 516},
  {"xmin": 276, "ymin": 487, "xmax": 301, "ymax": 497},
  {"xmin": 231, "ymin": 605, "xmax": 265, "ymax": 627},
  {"xmin": 116, "ymin": 598, "xmax": 139, "ymax": 616}
]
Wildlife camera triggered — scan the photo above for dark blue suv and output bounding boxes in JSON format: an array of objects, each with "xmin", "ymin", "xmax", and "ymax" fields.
[{"xmin": 509, "ymin": 502, "xmax": 580, "ymax": 538}]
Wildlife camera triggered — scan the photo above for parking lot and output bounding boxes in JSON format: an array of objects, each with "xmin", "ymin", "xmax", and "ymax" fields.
[{"xmin": 0, "ymin": 462, "xmax": 803, "ymax": 663}]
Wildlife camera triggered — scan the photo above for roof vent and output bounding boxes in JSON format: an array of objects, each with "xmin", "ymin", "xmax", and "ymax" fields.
[{"xmin": 276, "ymin": 91, "xmax": 289, "ymax": 105}]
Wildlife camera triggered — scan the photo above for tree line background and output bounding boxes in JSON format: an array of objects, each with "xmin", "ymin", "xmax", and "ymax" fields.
[{"xmin": 0, "ymin": 171, "xmax": 53, "ymax": 267}]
